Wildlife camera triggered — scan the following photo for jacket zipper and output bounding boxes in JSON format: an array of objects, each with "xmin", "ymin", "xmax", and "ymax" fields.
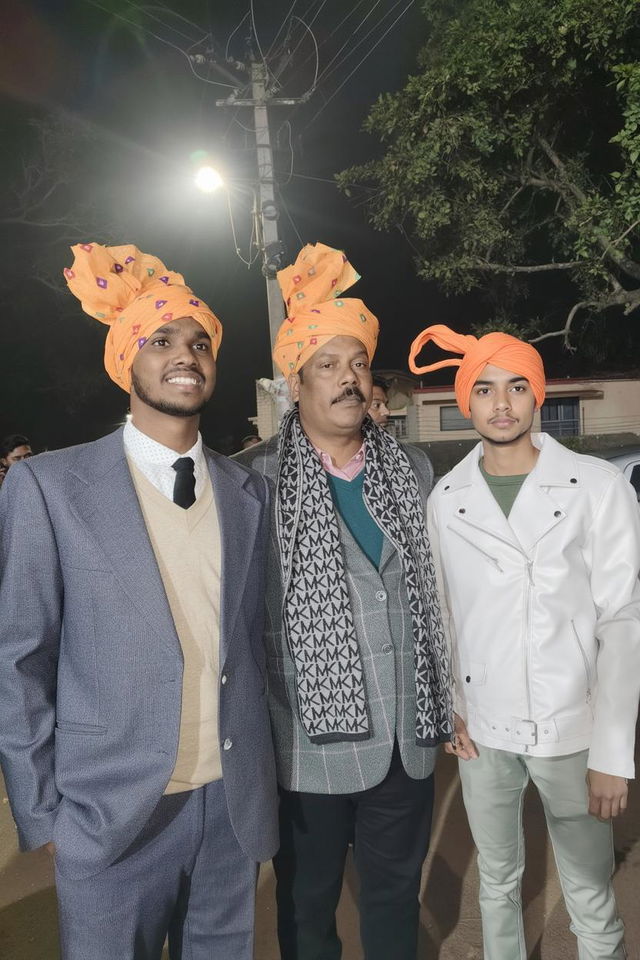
[
  {"xmin": 522, "ymin": 560, "xmax": 534, "ymax": 751},
  {"xmin": 570, "ymin": 620, "xmax": 592, "ymax": 703}
]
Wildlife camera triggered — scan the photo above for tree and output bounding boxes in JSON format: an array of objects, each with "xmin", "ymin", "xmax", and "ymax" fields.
[{"xmin": 339, "ymin": 0, "xmax": 640, "ymax": 350}]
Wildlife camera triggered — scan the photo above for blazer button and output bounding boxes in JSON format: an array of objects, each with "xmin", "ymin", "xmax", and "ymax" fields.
[
  {"xmin": 223, "ymin": 738, "xmax": 233, "ymax": 751},
  {"xmin": 458, "ymin": 508, "xmax": 466, "ymax": 514},
  {"xmin": 554, "ymin": 510, "xmax": 562, "ymax": 518},
  {"xmin": 570, "ymin": 478, "xmax": 577, "ymax": 484},
  {"xmin": 465, "ymin": 675, "xmax": 471, "ymax": 683},
  {"xmin": 375, "ymin": 590, "xmax": 387, "ymax": 602},
  {"xmin": 381, "ymin": 643, "xmax": 393, "ymax": 654},
  {"xmin": 221, "ymin": 674, "xmax": 227, "ymax": 685}
]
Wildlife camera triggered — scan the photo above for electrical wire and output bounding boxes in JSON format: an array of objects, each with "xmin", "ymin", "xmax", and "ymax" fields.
[
  {"xmin": 225, "ymin": 10, "xmax": 249, "ymax": 62},
  {"xmin": 285, "ymin": 0, "xmax": 328, "ymax": 64},
  {"xmin": 250, "ymin": 0, "xmax": 277, "ymax": 83},
  {"xmin": 312, "ymin": 0, "xmax": 384, "ymax": 87},
  {"xmin": 265, "ymin": 0, "xmax": 299, "ymax": 59},
  {"xmin": 134, "ymin": 3, "xmax": 206, "ymax": 44},
  {"xmin": 276, "ymin": 183, "xmax": 304, "ymax": 248},
  {"xmin": 82, "ymin": 0, "xmax": 238, "ymax": 87},
  {"xmin": 144, "ymin": 1, "xmax": 209, "ymax": 37},
  {"xmin": 304, "ymin": 0, "xmax": 416, "ymax": 128},
  {"xmin": 226, "ymin": 190, "xmax": 261, "ymax": 268},
  {"xmin": 288, "ymin": 16, "xmax": 319, "ymax": 96},
  {"xmin": 278, "ymin": 121, "xmax": 295, "ymax": 185}
]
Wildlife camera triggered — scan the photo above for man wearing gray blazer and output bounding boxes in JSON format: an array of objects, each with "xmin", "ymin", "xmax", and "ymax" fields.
[
  {"xmin": 236, "ymin": 242, "xmax": 452, "ymax": 960},
  {"xmin": 0, "ymin": 243, "xmax": 278, "ymax": 960}
]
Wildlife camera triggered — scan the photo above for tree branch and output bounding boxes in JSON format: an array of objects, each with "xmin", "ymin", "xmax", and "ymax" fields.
[
  {"xmin": 537, "ymin": 136, "xmax": 640, "ymax": 282},
  {"xmin": 529, "ymin": 286, "xmax": 640, "ymax": 349},
  {"xmin": 473, "ymin": 259, "xmax": 585, "ymax": 274}
]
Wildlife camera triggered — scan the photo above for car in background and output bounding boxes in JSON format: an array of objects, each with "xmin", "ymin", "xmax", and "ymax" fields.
[{"xmin": 594, "ymin": 446, "xmax": 640, "ymax": 501}]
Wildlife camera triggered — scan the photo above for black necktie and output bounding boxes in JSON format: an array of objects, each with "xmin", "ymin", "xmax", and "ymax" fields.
[{"xmin": 172, "ymin": 457, "xmax": 196, "ymax": 509}]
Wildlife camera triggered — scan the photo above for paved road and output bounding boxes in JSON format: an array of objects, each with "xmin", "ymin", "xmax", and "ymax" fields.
[{"xmin": 1, "ymin": 745, "xmax": 639, "ymax": 959}]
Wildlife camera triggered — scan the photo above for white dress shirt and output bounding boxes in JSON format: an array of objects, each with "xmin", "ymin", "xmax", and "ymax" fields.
[{"xmin": 123, "ymin": 419, "xmax": 208, "ymax": 502}]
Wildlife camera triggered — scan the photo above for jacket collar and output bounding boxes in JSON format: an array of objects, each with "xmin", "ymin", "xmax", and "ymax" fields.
[
  {"xmin": 444, "ymin": 433, "xmax": 581, "ymax": 492},
  {"xmin": 441, "ymin": 433, "xmax": 581, "ymax": 556}
]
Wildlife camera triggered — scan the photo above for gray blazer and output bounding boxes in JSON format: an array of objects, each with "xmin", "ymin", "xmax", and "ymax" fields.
[
  {"xmin": 0, "ymin": 428, "xmax": 278, "ymax": 878},
  {"xmin": 235, "ymin": 436, "xmax": 439, "ymax": 794}
]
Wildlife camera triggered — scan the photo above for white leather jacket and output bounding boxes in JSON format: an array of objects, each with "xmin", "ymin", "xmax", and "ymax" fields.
[{"xmin": 428, "ymin": 433, "xmax": 640, "ymax": 778}]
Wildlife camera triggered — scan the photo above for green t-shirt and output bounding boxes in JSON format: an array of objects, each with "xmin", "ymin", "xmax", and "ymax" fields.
[{"xmin": 479, "ymin": 460, "xmax": 529, "ymax": 518}]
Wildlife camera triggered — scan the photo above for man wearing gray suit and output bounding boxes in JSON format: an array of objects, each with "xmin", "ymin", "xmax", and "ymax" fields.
[
  {"xmin": 0, "ymin": 242, "xmax": 278, "ymax": 960},
  {"xmin": 236, "ymin": 243, "xmax": 452, "ymax": 960}
]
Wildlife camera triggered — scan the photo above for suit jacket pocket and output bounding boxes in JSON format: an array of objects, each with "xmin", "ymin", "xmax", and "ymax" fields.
[{"xmin": 55, "ymin": 721, "xmax": 107, "ymax": 735}]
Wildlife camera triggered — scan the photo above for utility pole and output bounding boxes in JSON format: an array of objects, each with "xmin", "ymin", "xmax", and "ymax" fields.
[
  {"xmin": 252, "ymin": 60, "xmax": 285, "ymax": 372},
  {"xmin": 215, "ymin": 62, "xmax": 308, "ymax": 379}
]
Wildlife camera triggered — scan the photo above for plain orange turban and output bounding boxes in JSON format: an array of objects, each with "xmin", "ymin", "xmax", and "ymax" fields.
[
  {"xmin": 409, "ymin": 324, "xmax": 545, "ymax": 418},
  {"xmin": 64, "ymin": 242, "xmax": 223, "ymax": 393},
  {"xmin": 273, "ymin": 243, "xmax": 378, "ymax": 377}
]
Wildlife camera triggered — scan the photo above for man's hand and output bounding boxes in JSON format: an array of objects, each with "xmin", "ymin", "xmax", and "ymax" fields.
[
  {"xmin": 444, "ymin": 713, "xmax": 479, "ymax": 761},
  {"xmin": 586, "ymin": 769, "xmax": 628, "ymax": 820}
]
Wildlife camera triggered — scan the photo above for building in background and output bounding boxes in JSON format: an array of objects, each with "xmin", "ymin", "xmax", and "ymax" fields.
[{"xmin": 249, "ymin": 374, "xmax": 640, "ymax": 447}]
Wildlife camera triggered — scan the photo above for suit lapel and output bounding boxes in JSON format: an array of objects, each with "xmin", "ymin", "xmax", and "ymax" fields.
[
  {"xmin": 206, "ymin": 450, "xmax": 262, "ymax": 665},
  {"xmin": 70, "ymin": 430, "xmax": 180, "ymax": 655}
]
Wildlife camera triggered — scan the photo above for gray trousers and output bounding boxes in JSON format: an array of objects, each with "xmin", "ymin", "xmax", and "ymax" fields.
[
  {"xmin": 458, "ymin": 747, "xmax": 624, "ymax": 960},
  {"xmin": 55, "ymin": 779, "xmax": 258, "ymax": 960}
]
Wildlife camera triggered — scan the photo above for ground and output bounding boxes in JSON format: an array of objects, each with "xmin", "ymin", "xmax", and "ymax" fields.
[{"xmin": 1, "ymin": 747, "xmax": 639, "ymax": 959}]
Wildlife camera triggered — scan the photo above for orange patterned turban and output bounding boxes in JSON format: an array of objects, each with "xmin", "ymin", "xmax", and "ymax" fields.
[
  {"xmin": 409, "ymin": 324, "xmax": 545, "ymax": 418},
  {"xmin": 64, "ymin": 242, "xmax": 223, "ymax": 393},
  {"xmin": 273, "ymin": 242, "xmax": 378, "ymax": 377}
]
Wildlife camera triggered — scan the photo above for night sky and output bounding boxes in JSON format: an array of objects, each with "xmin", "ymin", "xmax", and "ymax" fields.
[{"xmin": 0, "ymin": 0, "xmax": 591, "ymax": 453}]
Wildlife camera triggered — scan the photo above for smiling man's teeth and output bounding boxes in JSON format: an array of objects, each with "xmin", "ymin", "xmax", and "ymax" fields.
[{"xmin": 167, "ymin": 376, "xmax": 199, "ymax": 385}]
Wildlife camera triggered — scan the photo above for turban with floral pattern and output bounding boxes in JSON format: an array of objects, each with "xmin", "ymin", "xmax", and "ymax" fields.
[
  {"xmin": 409, "ymin": 324, "xmax": 545, "ymax": 418},
  {"xmin": 273, "ymin": 242, "xmax": 378, "ymax": 377},
  {"xmin": 64, "ymin": 242, "xmax": 222, "ymax": 393}
]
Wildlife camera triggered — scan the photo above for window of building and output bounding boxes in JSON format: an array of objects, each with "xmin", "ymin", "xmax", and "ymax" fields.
[
  {"xmin": 440, "ymin": 406, "xmax": 473, "ymax": 431},
  {"xmin": 540, "ymin": 397, "xmax": 580, "ymax": 437},
  {"xmin": 387, "ymin": 415, "xmax": 407, "ymax": 439}
]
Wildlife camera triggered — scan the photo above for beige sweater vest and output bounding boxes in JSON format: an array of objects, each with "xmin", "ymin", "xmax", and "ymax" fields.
[{"xmin": 129, "ymin": 461, "xmax": 222, "ymax": 794}]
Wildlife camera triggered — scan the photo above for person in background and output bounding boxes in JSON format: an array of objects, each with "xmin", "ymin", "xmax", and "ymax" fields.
[
  {"xmin": 0, "ymin": 242, "xmax": 277, "ymax": 960},
  {"xmin": 368, "ymin": 377, "xmax": 390, "ymax": 428},
  {"xmin": 0, "ymin": 434, "xmax": 32, "ymax": 486},
  {"xmin": 412, "ymin": 323, "xmax": 640, "ymax": 960}
]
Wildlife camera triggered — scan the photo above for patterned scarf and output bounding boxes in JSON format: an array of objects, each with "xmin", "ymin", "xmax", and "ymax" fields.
[{"xmin": 276, "ymin": 408, "xmax": 453, "ymax": 746}]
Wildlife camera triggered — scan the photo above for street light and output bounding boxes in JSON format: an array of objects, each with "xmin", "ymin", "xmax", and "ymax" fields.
[{"xmin": 194, "ymin": 165, "xmax": 224, "ymax": 194}]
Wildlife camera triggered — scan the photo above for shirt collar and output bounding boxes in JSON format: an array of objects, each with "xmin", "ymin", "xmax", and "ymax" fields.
[
  {"xmin": 314, "ymin": 441, "xmax": 366, "ymax": 482},
  {"xmin": 123, "ymin": 418, "xmax": 204, "ymax": 467}
]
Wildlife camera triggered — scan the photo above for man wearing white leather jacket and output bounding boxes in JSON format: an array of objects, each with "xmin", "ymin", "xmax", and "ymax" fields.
[{"xmin": 409, "ymin": 323, "xmax": 640, "ymax": 960}]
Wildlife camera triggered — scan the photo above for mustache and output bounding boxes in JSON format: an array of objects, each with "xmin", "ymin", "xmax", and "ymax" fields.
[{"xmin": 331, "ymin": 386, "xmax": 366, "ymax": 405}]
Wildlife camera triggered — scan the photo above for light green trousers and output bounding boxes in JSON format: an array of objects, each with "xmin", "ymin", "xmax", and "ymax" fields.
[{"xmin": 458, "ymin": 747, "xmax": 625, "ymax": 960}]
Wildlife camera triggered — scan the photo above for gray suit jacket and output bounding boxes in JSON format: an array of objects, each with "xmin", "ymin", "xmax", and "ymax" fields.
[
  {"xmin": 0, "ymin": 428, "xmax": 278, "ymax": 878},
  {"xmin": 235, "ymin": 436, "xmax": 439, "ymax": 794}
]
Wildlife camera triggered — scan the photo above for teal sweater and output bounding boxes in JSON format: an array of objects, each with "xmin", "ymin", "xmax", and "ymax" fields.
[{"xmin": 327, "ymin": 471, "xmax": 383, "ymax": 569}]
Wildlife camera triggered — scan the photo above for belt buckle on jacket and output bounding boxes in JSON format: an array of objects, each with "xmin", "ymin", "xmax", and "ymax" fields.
[{"xmin": 511, "ymin": 718, "xmax": 537, "ymax": 746}]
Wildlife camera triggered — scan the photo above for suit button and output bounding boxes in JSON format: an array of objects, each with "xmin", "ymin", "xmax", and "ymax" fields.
[
  {"xmin": 223, "ymin": 738, "xmax": 233, "ymax": 751},
  {"xmin": 570, "ymin": 478, "xmax": 577, "ymax": 484},
  {"xmin": 458, "ymin": 508, "xmax": 466, "ymax": 515},
  {"xmin": 221, "ymin": 674, "xmax": 227, "ymax": 685},
  {"xmin": 465, "ymin": 675, "xmax": 471, "ymax": 683},
  {"xmin": 381, "ymin": 643, "xmax": 393, "ymax": 654},
  {"xmin": 554, "ymin": 510, "xmax": 562, "ymax": 518},
  {"xmin": 375, "ymin": 590, "xmax": 387, "ymax": 602}
]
